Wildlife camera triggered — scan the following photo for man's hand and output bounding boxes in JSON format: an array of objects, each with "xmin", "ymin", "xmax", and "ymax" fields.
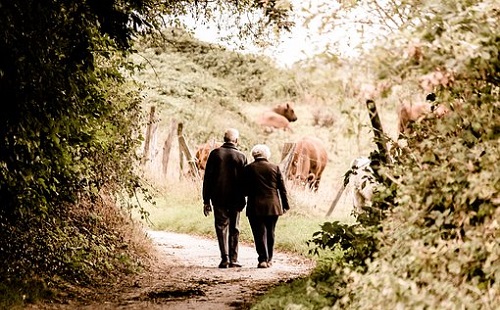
[{"xmin": 203, "ymin": 203, "xmax": 212, "ymax": 217}]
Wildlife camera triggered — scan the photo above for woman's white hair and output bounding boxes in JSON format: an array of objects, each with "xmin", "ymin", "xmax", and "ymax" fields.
[{"xmin": 251, "ymin": 144, "xmax": 271, "ymax": 159}]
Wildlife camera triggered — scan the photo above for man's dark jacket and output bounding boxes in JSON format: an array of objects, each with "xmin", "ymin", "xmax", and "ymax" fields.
[
  {"xmin": 202, "ymin": 142, "xmax": 247, "ymax": 211},
  {"xmin": 244, "ymin": 157, "xmax": 290, "ymax": 216}
]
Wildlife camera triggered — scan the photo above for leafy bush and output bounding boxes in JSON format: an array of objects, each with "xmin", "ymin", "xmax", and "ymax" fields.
[
  {"xmin": 335, "ymin": 97, "xmax": 500, "ymax": 309},
  {"xmin": 0, "ymin": 1, "xmax": 154, "ymax": 305},
  {"xmin": 252, "ymin": 1, "xmax": 499, "ymax": 309},
  {"xmin": 308, "ymin": 221, "xmax": 378, "ymax": 270}
]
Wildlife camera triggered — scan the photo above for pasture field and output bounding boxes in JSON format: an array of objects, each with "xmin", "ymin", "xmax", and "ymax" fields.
[{"xmin": 129, "ymin": 31, "xmax": 405, "ymax": 257}]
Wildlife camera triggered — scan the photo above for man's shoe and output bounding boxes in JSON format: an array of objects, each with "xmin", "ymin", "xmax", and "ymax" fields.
[
  {"xmin": 267, "ymin": 261, "xmax": 273, "ymax": 267},
  {"xmin": 257, "ymin": 261, "xmax": 268, "ymax": 268},
  {"xmin": 218, "ymin": 261, "xmax": 229, "ymax": 268},
  {"xmin": 229, "ymin": 262, "xmax": 242, "ymax": 268}
]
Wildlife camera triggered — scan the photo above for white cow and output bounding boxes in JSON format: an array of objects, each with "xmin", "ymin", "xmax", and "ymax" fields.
[{"xmin": 344, "ymin": 157, "xmax": 377, "ymax": 215}]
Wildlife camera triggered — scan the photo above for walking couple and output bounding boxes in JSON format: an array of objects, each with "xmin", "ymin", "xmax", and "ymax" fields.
[{"xmin": 202, "ymin": 128, "xmax": 290, "ymax": 269}]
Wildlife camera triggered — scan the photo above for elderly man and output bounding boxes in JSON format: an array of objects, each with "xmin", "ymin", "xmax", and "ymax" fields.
[
  {"xmin": 202, "ymin": 128, "xmax": 247, "ymax": 268},
  {"xmin": 244, "ymin": 144, "xmax": 290, "ymax": 268}
]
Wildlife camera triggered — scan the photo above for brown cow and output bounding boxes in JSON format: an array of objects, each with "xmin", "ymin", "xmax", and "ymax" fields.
[
  {"xmin": 286, "ymin": 136, "xmax": 328, "ymax": 191},
  {"xmin": 194, "ymin": 140, "xmax": 222, "ymax": 176},
  {"xmin": 397, "ymin": 93, "xmax": 449, "ymax": 134},
  {"xmin": 419, "ymin": 69, "xmax": 454, "ymax": 93},
  {"xmin": 257, "ymin": 102, "xmax": 298, "ymax": 132}
]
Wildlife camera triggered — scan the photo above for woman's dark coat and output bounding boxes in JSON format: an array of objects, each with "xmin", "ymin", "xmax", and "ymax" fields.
[{"xmin": 244, "ymin": 157, "xmax": 290, "ymax": 216}]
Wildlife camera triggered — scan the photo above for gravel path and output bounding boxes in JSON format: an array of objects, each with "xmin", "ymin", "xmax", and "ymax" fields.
[{"xmin": 28, "ymin": 230, "xmax": 315, "ymax": 310}]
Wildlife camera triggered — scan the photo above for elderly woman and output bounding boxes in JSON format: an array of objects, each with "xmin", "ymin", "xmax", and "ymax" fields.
[{"xmin": 244, "ymin": 144, "xmax": 290, "ymax": 269}]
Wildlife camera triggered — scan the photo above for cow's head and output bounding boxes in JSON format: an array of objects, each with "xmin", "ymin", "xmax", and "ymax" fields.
[{"xmin": 273, "ymin": 102, "xmax": 298, "ymax": 122}]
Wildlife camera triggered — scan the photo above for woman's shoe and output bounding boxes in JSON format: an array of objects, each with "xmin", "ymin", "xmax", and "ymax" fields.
[{"xmin": 229, "ymin": 262, "xmax": 242, "ymax": 268}]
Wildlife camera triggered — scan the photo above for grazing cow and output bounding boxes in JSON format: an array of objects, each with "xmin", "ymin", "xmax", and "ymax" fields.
[
  {"xmin": 194, "ymin": 140, "xmax": 222, "ymax": 176},
  {"xmin": 286, "ymin": 136, "xmax": 328, "ymax": 191},
  {"xmin": 343, "ymin": 157, "xmax": 377, "ymax": 215},
  {"xmin": 397, "ymin": 93, "xmax": 449, "ymax": 134},
  {"xmin": 326, "ymin": 156, "xmax": 379, "ymax": 217},
  {"xmin": 257, "ymin": 102, "xmax": 298, "ymax": 132}
]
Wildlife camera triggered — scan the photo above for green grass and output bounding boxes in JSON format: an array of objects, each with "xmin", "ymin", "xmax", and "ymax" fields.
[{"xmin": 249, "ymin": 277, "xmax": 332, "ymax": 310}]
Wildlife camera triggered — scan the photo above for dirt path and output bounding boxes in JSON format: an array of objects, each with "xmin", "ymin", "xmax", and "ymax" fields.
[{"xmin": 29, "ymin": 230, "xmax": 315, "ymax": 310}]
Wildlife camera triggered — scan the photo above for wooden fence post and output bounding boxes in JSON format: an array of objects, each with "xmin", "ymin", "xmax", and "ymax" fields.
[
  {"xmin": 366, "ymin": 99, "xmax": 390, "ymax": 164},
  {"xmin": 280, "ymin": 142, "xmax": 296, "ymax": 178},
  {"xmin": 141, "ymin": 106, "xmax": 156, "ymax": 165},
  {"xmin": 162, "ymin": 120, "xmax": 178, "ymax": 176},
  {"xmin": 325, "ymin": 183, "xmax": 346, "ymax": 217},
  {"xmin": 177, "ymin": 123, "xmax": 200, "ymax": 181}
]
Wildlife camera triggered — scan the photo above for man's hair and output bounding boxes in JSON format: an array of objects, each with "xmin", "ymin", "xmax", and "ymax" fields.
[
  {"xmin": 251, "ymin": 144, "xmax": 271, "ymax": 160},
  {"xmin": 223, "ymin": 128, "xmax": 239, "ymax": 143}
]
